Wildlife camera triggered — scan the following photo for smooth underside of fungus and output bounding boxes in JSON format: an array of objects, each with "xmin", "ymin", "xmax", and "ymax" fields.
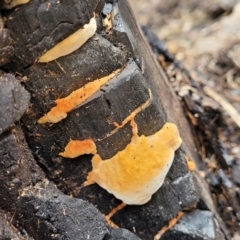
[
  {"xmin": 60, "ymin": 103, "xmax": 182, "ymax": 205},
  {"xmin": 3, "ymin": 0, "xmax": 30, "ymax": 9},
  {"xmin": 38, "ymin": 17, "xmax": 97, "ymax": 63},
  {"xmin": 38, "ymin": 69, "xmax": 121, "ymax": 124}
]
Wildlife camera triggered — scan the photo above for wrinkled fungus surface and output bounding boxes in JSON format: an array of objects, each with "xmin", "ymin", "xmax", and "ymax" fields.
[{"xmin": 61, "ymin": 118, "xmax": 182, "ymax": 205}]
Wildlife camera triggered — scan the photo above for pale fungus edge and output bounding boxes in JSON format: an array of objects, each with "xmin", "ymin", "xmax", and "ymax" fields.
[{"xmin": 38, "ymin": 17, "xmax": 97, "ymax": 63}]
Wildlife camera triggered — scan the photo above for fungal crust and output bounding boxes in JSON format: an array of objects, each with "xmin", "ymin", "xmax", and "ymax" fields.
[
  {"xmin": 60, "ymin": 113, "xmax": 182, "ymax": 205},
  {"xmin": 59, "ymin": 139, "xmax": 96, "ymax": 158},
  {"xmin": 86, "ymin": 120, "xmax": 182, "ymax": 205},
  {"xmin": 59, "ymin": 92, "xmax": 152, "ymax": 158},
  {"xmin": 38, "ymin": 69, "xmax": 121, "ymax": 124},
  {"xmin": 185, "ymin": 155, "xmax": 195, "ymax": 171},
  {"xmin": 38, "ymin": 17, "xmax": 97, "ymax": 62}
]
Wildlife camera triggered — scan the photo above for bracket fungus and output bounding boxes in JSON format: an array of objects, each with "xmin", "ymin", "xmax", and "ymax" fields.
[
  {"xmin": 60, "ymin": 118, "xmax": 182, "ymax": 205},
  {"xmin": 38, "ymin": 17, "xmax": 97, "ymax": 63}
]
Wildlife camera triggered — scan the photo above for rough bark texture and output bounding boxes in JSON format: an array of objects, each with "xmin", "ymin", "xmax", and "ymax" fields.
[
  {"xmin": 0, "ymin": 74, "xmax": 30, "ymax": 134},
  {"xmin": 4, "ymin": 0, "xmax": 102, "ymax": 71},
  {"xmin": 0, "ymin": 121, "xmax": 138, "ymax": 239},
  {"xmin": 0, "ymin": 14, "xmax": 14, "ymax": 66},
  {"xmin": 0, "ymin": 210, "xmax": 30, "ymax": 240},
  {"xmin": 0, "ymin": 0, "xmax": 225, "ymax": 239}
]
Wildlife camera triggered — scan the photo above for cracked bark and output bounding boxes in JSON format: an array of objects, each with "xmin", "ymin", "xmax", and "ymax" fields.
[{"xmin": 0, "ymin": 0, "xmax": 225, "ymax": 239}]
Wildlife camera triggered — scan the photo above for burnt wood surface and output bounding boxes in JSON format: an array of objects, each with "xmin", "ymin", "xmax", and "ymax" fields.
[
  {"xmin": 0, "ymin": 123, "xmax": 139, "ymax": 240},
  {"xmin": 0, "ymin": 0, "xmax": 225, "ymax": 240},
  {"xmin": 4, "ymin": 0, "xmax": 103, "ymax": 71},
  {"xmin": 0, "ymin": 13, "xmax": 14, "ymax": 67},
  {"xmin": 0, "ymin": 74, "xmax": 30, "ymax": 134}
]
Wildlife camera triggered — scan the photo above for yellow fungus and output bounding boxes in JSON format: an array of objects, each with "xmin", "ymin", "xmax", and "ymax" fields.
[
  {"xmin": 59, "ymin": 139, "xmax": 96, "ymax": 158},
  {"xmin": 38, "ymin": 17, "xmax": 97, "ymax": 62},
  {"xmin": 185, "ymin": 155, "xmax": 196, "ymax": 171},
  {"xmin": 38, "ymin": 69, "xmax": 121, "ymax": 124},
  {"xmin": 59, "ymin": 90, "xmax": 181, "ymax": 205},
  {"xmin": 60, "ymin": 118, "xmax": 182, "ymax": 205}
]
